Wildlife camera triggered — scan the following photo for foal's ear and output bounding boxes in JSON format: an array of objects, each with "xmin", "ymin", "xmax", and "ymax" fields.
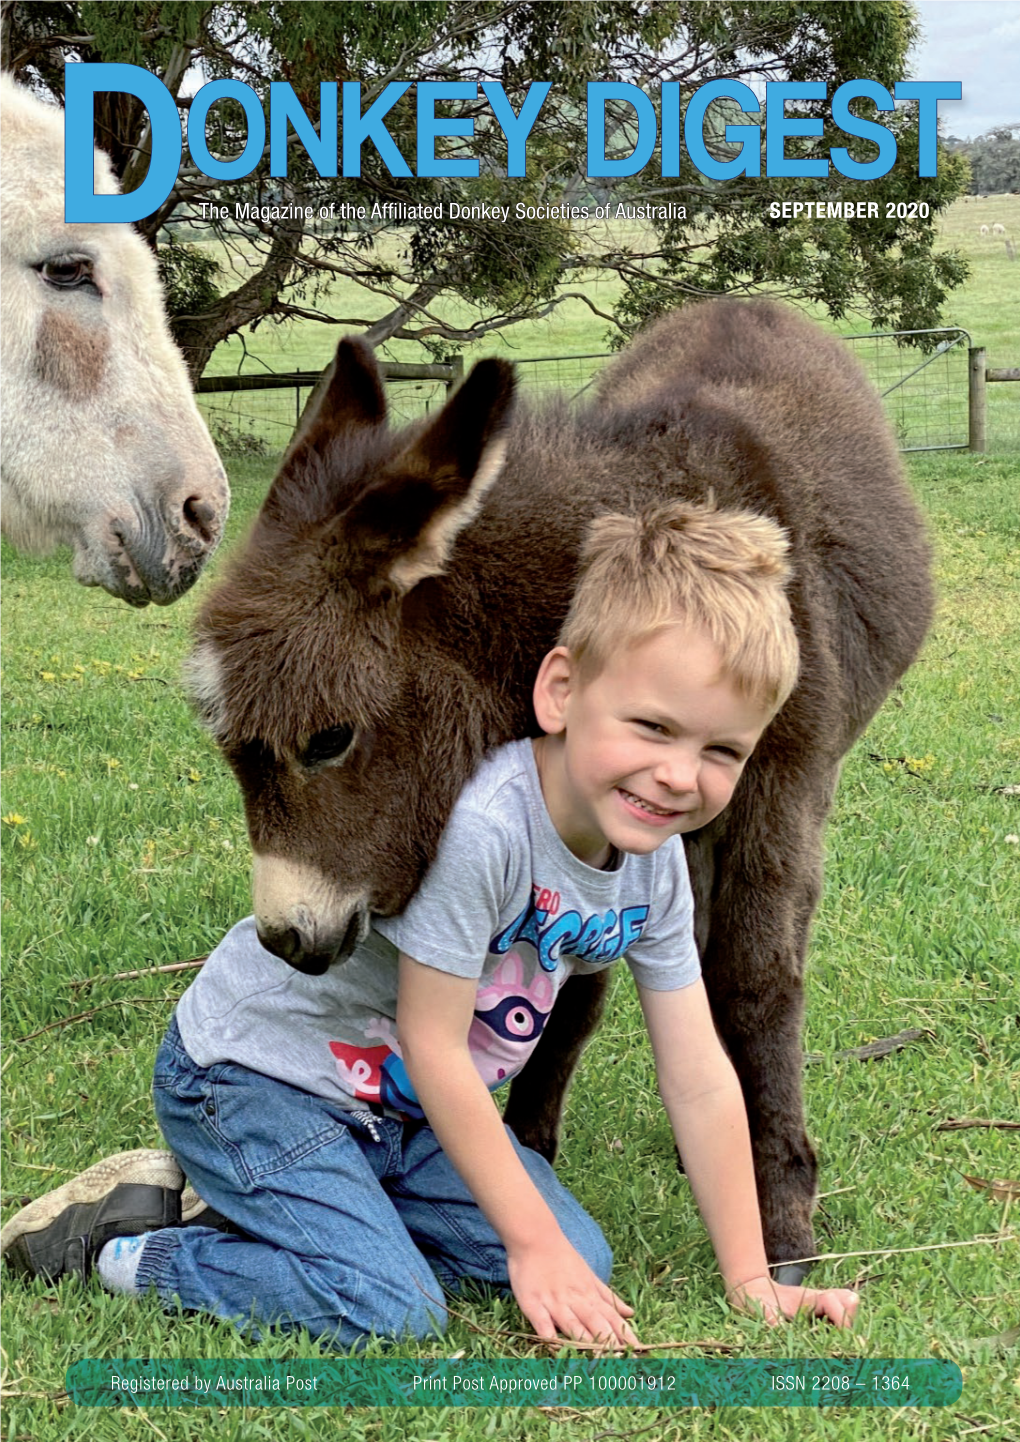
[
  {"xmin": 342, "ymin": 358, "xmax": 516, "ymax": 595},
  {"xmin": 283, "ymin": 337, "xmax": 387, "ymax": 466}
]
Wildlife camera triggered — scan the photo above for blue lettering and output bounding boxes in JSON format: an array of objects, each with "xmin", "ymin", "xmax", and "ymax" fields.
[
  {"xmin": 683, "ymin": 79, "xmax": 760, "ymax": 180},
  {"xmin": 539, "ymin": 912, "xmax": 583, "ymax": 969},
  {"xmin": 661, "ymin": 82, "xmax": 680, "ymax": 177},
  {"xmin": 417, "ymin": 81, "xmax": 477, "ymax": 177},
  {"xmin": 575, "ymin": 913, "xmax": 607, "ymax": 958},
  {"xmin": 765, "ymin": 81, "xmax": 828, "ymax": 178},
  {"xmin": 342, "ymin": 81, "xmax": 411, "ymax": 178},
  {"xmin": 617, "ymin": 906, "xmax": 650, "ymax": 954},
  {"xmin": 894, "ymin": 81, "xmax": 962, "ymax": 177},
  {"xmin": 482, "ymin": 82, "xmax": 551, "ymax": 177},
  {"xmin": 491, "ymin": 897, "xmax": 546, "ymax": 956},
  {"xmin": 64, "ymin": 63, "xmax": 181, "ymax": 222},
  {"xmin": 270, "ymin": 81, "xmax": 338, "ymax": 177},
  {"xmin": 830, "ymin": 80, "xmax": 897, "ymax": 179},
  {"xmin": 595, "ymin": 911, "xmax": 620, "ymax": 960},
  {"xmin": 188, "ymin": 79, "xmax": 265, "ymax": 181},
  {"xmin": 587, "ymin": 82, "xmax": 656, "ymax": 177},
  {"xmin": 492, "ymin": 901, "xmax": 652, "ymax": 968}
]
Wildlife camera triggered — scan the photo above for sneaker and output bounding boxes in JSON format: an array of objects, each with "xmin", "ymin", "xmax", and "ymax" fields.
[
  {"xmin": 1, "ymin": 1149, "xmax": 183, "ymax": 1282},
  {"xmin": 181, "ymin": 1181, "xmax": 244, "ymax": 1236}
]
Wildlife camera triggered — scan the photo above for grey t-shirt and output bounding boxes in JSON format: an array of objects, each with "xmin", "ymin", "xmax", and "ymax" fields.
[{"xmin": 176, "ymin": 739, "xmax": 700, "ymax": 1118}]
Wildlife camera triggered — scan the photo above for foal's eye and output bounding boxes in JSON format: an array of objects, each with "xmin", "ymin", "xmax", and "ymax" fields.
[
  {"xmin": 36, "ymin": 256, "xmax": 99, "ymax": 295},
  {"xmin": 302, "ymin": 724, "xmax": 356, "ymax": 768}
]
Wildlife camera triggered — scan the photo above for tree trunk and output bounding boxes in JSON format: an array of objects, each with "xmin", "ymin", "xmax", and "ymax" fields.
[{"xmin": 170, "ymin": 224, "xmax": 302, "ymax": 383}]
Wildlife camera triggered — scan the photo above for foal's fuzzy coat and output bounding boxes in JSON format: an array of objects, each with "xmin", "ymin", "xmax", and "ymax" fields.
[{"xmin": 191, "ymin": 299, "xmax": 933, "ymax": 1270}]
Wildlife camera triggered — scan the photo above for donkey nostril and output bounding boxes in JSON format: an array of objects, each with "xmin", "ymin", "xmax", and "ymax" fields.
[
  {"xmin": 258, "ymin": 923, "xmax": 333, "ymax": 976},
  {"xmin": 182, "ymin": 495, "xmax": 218, "ymax": 548}
]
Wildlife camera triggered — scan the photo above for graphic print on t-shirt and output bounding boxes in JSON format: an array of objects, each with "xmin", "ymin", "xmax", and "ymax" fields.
[
  {"xmin": 491, "ymin": 885, "xmax": 651, "ymax": 971},
  {"xmin": 329, "ymin": 950, "xmax": 557, "ymax": 1112}
]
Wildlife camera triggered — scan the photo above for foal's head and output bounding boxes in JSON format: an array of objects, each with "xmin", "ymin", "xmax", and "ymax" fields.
[{"xmin": 189, "ymin": 338, "xmax": 515, "ymax": 972}]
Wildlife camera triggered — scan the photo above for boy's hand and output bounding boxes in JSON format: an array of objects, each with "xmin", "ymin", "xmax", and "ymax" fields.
[
  {"xmin": 727, "ymin": 1275, "xmax": 859, "ymax": 1329},
  {"xmin": 508, "ymin": 1235, "xmax": 640, "ymax": 1347}
]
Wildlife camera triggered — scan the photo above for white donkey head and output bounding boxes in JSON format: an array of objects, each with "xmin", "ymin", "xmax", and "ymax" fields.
[{"xmin": 0, "ymin": 76, "xmax": 228, "ymax": 605}]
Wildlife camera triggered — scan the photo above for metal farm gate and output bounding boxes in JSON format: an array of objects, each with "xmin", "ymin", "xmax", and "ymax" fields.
[{"xmin": 841, "ymin": 328, "xmax": 971, "ymax": 453}]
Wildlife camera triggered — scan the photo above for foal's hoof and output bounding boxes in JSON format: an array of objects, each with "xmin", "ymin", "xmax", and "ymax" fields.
[{"xmin": 771, "ymin": 1261, "xmax": 813, "ymax": 1287}]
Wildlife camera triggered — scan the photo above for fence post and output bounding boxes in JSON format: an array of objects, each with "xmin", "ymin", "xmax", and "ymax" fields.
[
  {"xmin": 447, "ymin": 355, "xmax": 465, "ymax": 394},
  {"xmin": 968, "ymin": 347, "xmax": 986, "ymax": 453}
]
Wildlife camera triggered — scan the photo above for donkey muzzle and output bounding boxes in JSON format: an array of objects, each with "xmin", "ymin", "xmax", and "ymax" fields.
[{"xmin": 257, "ymin": 904, "xmax": 368, "ymax": 974}]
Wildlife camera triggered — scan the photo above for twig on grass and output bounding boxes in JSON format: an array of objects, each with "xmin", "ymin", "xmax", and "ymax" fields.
[
  {"xmin": 69, "ymin": 956, "xmax": 208, "ymax": 991},
  {"xmin": 14, "ymin": 997, "xmax": 165, "ymax": 1042},
  {"xmin": 758, "ymin": 1232, "xmax": 1016, "ymax": 1271},
  {"xmin": 935, "ymin": 1118, "xmax": 1020, "ymax": 1132},
  {"xmin": 953, "ymin": 1417, "xmax": 1020, "ymax": 1441},
  {"xmin": 577, "ymin": 1422, "xmax": 674, "ymax": 1441},
  {"xmin": 804, "ymin": 1027, "xmax": 935, "ymax": 1064}
]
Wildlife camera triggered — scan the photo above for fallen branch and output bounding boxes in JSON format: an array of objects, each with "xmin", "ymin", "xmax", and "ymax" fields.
[
  {"xmin": 963, "ymin": 1174, "xmax": 1020, "ymax": 1202},
  {"xmin": 805, "ymin": 1028, "xmax": 934, "ymax": 1064},
  {"xmin": 758, "ymin": 1233, "xmax": 1015, "ymax": 1271},
  {"xmin": 935, "ymin": 1118, "xmax": 1020, "ymax": 1132},
  {"xmin": 69, "ymin": 956, "xmax": 208, "ymax": 991},
  {"xmin": 15, "ymin": 997, "xmax": 164, "ymax": 1042}
]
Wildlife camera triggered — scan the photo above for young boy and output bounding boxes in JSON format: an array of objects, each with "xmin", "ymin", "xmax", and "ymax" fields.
[{"xmin": 2, "ymin": 501, "xmax": 858, "ymax": 1346}]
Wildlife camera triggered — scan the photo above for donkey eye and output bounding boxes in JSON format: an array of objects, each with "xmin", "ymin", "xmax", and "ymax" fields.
[
  {"xmin": 302, "ymin": 724, "xmax": 356, "ymax": 768},
  {"xmin": 36, "ymin": 256, "xmax": 99, "ymax": 295}
]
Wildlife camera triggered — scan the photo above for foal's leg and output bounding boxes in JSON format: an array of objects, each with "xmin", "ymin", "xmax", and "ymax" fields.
[{"xmin": 690, "ymin": 751, "xmax": 842, "ymax": 1281}]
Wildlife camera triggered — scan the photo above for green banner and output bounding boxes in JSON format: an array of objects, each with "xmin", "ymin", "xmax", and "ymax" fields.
[{"xmin": 66, "ymin": 1358, "xmax": 962, "ymax": 1408}]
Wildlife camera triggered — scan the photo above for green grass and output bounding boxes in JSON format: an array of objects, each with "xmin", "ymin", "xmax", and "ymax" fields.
[
  {"xmin": 3, "ymin": 206, "xmax": 1019, "ymax": 1435},
  {"xmin": 2, "ymin": 441, "xmax": 1017, "ymax": 1439}
]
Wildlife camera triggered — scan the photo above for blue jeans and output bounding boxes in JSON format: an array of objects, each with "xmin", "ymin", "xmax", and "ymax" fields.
[{"xmin": 143, "ymin": 1016, "xmax": 612, "ymax": 1349}]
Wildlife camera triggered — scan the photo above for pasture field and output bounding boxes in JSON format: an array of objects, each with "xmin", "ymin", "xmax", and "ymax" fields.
[
  {"xmin": 2, "ymin": 199, "xmax": 1018, "ymax": 1439},
  {"xmin": 196, "ymin": 190, "xmax": 1020, "ymax": 454},
  {"xmin": 1, "ymin": 452, "xmax": 1017, "ymax": 1439}
]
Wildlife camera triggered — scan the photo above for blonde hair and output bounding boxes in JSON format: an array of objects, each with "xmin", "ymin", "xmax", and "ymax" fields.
[{"xmin": 560, "ymin": 499, "xmax": 799, "ymax": 714}]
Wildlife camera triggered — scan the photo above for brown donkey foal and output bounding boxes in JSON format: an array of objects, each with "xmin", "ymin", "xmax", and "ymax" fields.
[{"xmin": 188, "ymin": 299, "xmax": 933, "ymax": 1280}]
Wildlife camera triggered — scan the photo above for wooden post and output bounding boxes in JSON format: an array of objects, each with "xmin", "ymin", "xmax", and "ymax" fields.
[
  {"xmin": 968, "ymin": 346, "xmax": 986, "ymax": 453},
  {"xmin": 447, "ymin": 354, "xmax": 465, "ymax": 395}
]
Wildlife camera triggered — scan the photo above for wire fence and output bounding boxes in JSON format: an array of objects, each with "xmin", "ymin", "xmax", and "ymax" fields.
[
  {"xmin": 841, "ymin": 328, "xmax": 971, "ymax": 453},
  {"xmin": 196, "ymin": 327, "xmax": 1005, "ymax": 460},
  {"xmin": 196, "ymin": 370, "xmax": 454, "ymax": 459}
]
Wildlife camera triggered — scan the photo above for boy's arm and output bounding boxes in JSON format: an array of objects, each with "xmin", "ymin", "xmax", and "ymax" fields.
[
  {"xmin": 636, "ymin": 978, "xmax": 858, "ymax": 1328},
  {"xmin": 396, "ymin": 953, "xmax": 637, "ymax": 1345}
]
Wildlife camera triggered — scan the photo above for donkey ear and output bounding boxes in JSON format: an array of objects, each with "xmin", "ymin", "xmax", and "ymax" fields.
[
  {"xmin": 284, "ymin": 337, "xmax": 387, "ymax": 466},
  {"xmin": 343, "ymin": 358, "xmax": 516, "ymax": 595}
]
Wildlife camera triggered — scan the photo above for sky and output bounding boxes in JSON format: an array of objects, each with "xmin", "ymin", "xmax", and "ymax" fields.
[{"xmin": 911, "ymin": 0, "xmax": 1020, "ymax": 139}]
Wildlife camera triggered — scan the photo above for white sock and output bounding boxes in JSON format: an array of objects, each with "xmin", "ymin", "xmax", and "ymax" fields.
[{"xmin": 96, "ymin": 1234, "xmax": 148, "ymax": 1295}]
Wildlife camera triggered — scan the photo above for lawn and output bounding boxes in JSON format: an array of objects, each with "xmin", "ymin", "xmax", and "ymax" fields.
[{"xmin": 2, "ymin": 197, "xmax": 1018, "ymax": 1439}]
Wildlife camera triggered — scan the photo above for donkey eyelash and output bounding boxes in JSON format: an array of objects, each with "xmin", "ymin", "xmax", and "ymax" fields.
[
  {"xmin": 301, "ymin": 723, "xmax": 357, "ymax": 769},
  {"xmin": 34, "ymin": 255, "xmax": 100, "ymax": 296}
]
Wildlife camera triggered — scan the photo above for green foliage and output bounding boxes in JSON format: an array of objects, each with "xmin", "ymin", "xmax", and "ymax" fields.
[
  {"xmin": 946, "ymin": 125, "xmax": 1020, "ymax": 195},
  {"xmin": 1, "ymin": 1, "xmax": 971, "ymax": 371},
  {"xmin": 156, "ymin": 237, "xmax": 222, "ymax": 321}
]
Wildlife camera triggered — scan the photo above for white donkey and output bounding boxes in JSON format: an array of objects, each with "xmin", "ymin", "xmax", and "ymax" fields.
[{"xmin": 0, "ymin": 76, "xmax": 228, "ymax": 605}]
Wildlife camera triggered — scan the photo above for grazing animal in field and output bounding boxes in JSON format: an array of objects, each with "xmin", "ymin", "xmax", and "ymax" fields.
[
  {"xmin": 188, "ymin": 298, "xmax": 933, "ymax": 1276},
  {"xmin": 0, "ymin": 76, "xmax": 228, "ymax": 605},
  {"xmin": 992, "ymin": 222, "xmax": 1007, "ymax": 235},
  {"xmin": 980, "ymin": 224, "xmax": 990, "ymax": 236}
]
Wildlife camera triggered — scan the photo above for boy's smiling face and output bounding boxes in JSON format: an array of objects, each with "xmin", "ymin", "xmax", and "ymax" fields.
[{"xmin": 532, "ymin": 625, "xmax": 773, "ymax": 869}]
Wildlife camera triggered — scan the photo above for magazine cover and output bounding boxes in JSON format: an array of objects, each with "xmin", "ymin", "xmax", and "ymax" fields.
[{"xmin": 1, "ymin": 3, "xmax": 1017, "ymax": 1434}]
